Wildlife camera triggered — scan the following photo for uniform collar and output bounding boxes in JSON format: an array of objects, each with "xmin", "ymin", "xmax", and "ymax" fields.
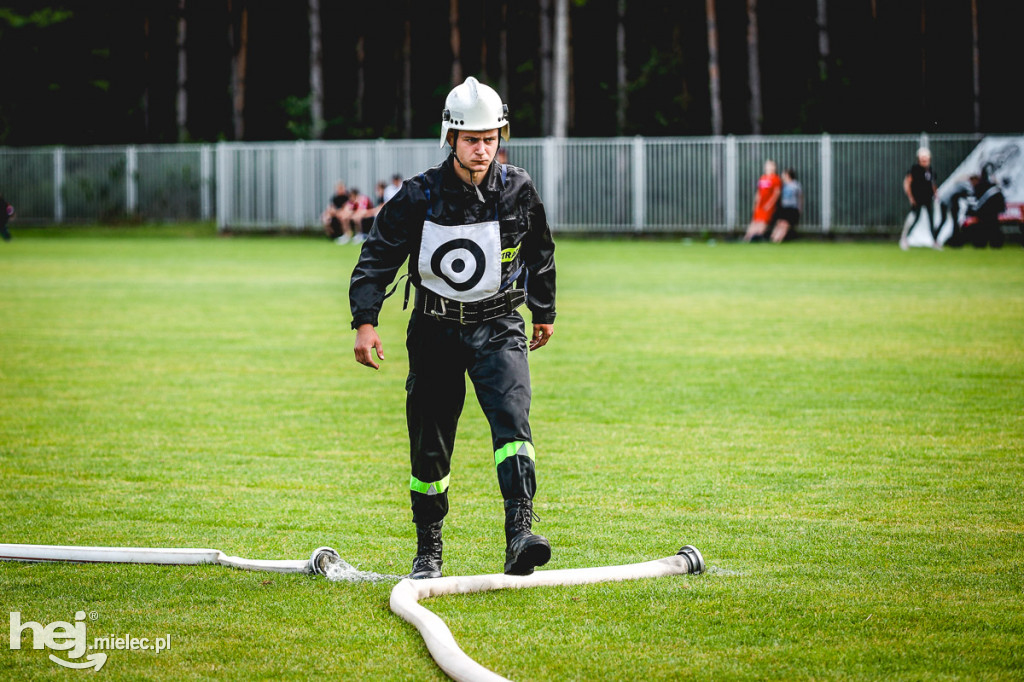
[{"xmin": 443, "ymin": 155, "xmax": 505, "ymax": 197}]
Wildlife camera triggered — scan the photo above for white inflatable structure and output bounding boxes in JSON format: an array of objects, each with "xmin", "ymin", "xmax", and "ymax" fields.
[{"xmin": 905, "ymin": 136, "xmax": 1024, "ymax": 247}]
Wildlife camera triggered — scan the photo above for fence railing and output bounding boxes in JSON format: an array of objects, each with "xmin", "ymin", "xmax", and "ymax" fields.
[{"xmin": 0, "ymin": 134, "xmax": 987, "ymax": 235}]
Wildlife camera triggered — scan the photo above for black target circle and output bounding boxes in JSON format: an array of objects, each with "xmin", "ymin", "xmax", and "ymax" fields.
[{"xmin": 430, "ymin": 238, "xmax": 486, "ymax": 291}]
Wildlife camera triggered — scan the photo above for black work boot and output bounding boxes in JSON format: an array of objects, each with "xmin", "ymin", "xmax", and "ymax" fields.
[
  {"xmin": 410, "ymin": 520, "xmax": 443, "ymax": 579},
  {"xmin": 503, "ymin": 498, "xmax": 551, "ymax": 575}
]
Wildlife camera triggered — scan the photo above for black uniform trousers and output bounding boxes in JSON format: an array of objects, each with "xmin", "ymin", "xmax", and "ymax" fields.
[{"xmin": 406, "ymin": 306, "xmax": 537, "ymax": 525}]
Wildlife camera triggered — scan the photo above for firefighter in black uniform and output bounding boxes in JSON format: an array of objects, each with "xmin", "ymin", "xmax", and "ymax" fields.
[{"xmin": 349, "ymin": 77, "xmax": 556, "ymax": 579}]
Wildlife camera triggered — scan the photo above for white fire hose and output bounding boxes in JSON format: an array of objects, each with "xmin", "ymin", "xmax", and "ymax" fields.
[
  {"xmin": 389, "ymin": 545, "xmax": 705, "ymax": 682},
  {"xmin": 0, "ymin": 543, "xmax": 342, "ymax": 575},
  {"xmin": 0, "ymin": 542, "xmax": 705, "ymax": 681}
]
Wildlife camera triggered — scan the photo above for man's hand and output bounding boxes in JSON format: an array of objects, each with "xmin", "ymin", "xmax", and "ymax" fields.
[
  {"xmin": 354, "ymin": 324, "xmax": 384, "ymax": 369},
  {"xmin": 530, "ymin": 324, "xmax": 554, "ymax": 351}
]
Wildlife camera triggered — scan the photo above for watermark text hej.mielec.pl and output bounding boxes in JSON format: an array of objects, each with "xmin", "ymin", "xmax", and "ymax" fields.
[{"xmin": 9, "ymin": 610, "xmax": 171, "ymax": 671}]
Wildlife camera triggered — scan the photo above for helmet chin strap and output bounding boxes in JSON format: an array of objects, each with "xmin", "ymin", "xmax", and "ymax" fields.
[{"xmin": 450, "ymin": 131, "xmax": 487, "ymax": 203}]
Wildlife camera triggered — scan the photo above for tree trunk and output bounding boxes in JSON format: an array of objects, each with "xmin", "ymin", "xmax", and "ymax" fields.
[
  {"xmin": 479, "ymin": 4, "xmax": 488, "ymax": 83},
  {"xmin": 449, "ymin": 0, "xmax": 462, "ymax": 85},
  {"xmin": 539, "ymin": 0, "xmax": 553, "ymax": 135},
  {"xmin": 229, "ymin": 0, "xmax": 249, "ymax": 140},
  {"xmin": 498, "ymin": 1, "xmax": 509, "ymax": 98},
  {"xmin": 616, "ymin": 0, "xmax": 627, "ymax": 135},
  {"xmin": 355, "ymin": 34, "xmax": 366, "ymax": 125},
  {"xmin": 552, "ymin": 0, "xmax": 569, "ymax": 138},
  {"xmin": 308, "ymin": 0, "xmax": 324, "ymax": 139},
  {"xmin": 746, "ymin": 0, "xmax": 762, "ymax": 135},
  {"xmin": 143, "ymin": 12, "xmax": 151, "ymax": 140},
  {"xmin": 176, "ymin": 0, "xmax": 188, "ymax": 142},
  {"xmin": 920, "ymin": 0, "xmax": 928, "ymax": 125},
  {"xmin": 706, "ymin": 0, "xmax": 723, "ymax": 136},
  {"xmin": 971, "ymin": 0, "xmax": 981, "ymax": 131},
  {"xmin": 402, "ymin": 11, "xmax": 412, "ymax": 137},
  {"xmin": 816, "ymin": 0, "xmax": 829, "ymax": 83}
]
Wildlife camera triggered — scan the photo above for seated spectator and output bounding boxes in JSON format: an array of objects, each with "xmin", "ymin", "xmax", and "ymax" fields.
[
  {"xmin": 338, "ymin": 188, "xmax": 374, "ymax": 244},
  {"xmin": 1, "ymin": 193, "xmax": 13, "ymax": 242},
  {"xmin": 938, "ymin": 175, "xmax": 974, "ymax": 247},
  {"xmin": 963, "ymin": 171, "xmax": 1006, "ymax": 249},
  {"xmin": 321, "ymin": 181, "xmax": 349, "ymax": 240},
  {"xmin": 382, "ymin": 174, "xmax": 403, "ymax": 204}
]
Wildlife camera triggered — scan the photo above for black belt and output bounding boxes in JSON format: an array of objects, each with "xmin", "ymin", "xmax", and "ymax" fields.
[{"xmin": 419, "ymin": 288, "xmax": 527, "ymax": 325}]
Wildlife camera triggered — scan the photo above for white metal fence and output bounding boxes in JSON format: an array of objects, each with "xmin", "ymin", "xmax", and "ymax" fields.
[{"xmin": 0, "ymin": 134, "xmax": 987, "ymax": 235}]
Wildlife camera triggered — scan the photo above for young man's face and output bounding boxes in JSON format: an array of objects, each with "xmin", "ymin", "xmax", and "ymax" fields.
[{"xmin": 453, "ymin": 129, "xmax": 500, "ymax": 174}]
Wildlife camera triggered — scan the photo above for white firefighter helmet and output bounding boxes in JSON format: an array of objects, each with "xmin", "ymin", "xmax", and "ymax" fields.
[{"xmin": 439, "ymin": 76, "xmax": 510, "ymax": 149}]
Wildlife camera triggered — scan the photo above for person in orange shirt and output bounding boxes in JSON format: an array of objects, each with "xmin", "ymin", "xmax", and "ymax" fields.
[{"xmin": 743, "ymin": 159, "xmax": 782, "ymax": 242}]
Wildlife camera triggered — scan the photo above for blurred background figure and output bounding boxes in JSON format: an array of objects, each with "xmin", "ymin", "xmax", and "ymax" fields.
[
  {"xmin": 900, "ymin": 148, "xmax": 938, "ymax": 250},
  {"xmin": 382, "ymin": 174, "xmax": 403, "ymax": 204},
  {"xmin": 771, "ymin": 168, "xmax": 802, "ymax": 243},
  {"xmin": 1, "ymin": 194, "xmax": 13, "ymax": 242},
  {"xmin": 964, "ymin": 166, "xmax": 1006, "ymax": 248},
  {"xmin": 321, "ymin": 181, "xmax": 349, "ymax": 241},
  {"xmin": 743, "ymin": 159, "xmax": 781, "ymax": 242}
]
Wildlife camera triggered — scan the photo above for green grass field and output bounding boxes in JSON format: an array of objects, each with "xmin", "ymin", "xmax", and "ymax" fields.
[{"xmin": 1, "ymin": 228, "xmax": 1022, "ymax": 680}]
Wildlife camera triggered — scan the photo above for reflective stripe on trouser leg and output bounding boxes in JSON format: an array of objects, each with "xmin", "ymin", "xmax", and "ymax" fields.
[
  {"xmin": 495, "ymin": 440, "xmax": 537, "ymax": 501},
  {"xmin": 410, "ymin": 473, "xmax": 451, "ymax": 496},
  {"xmin": 464, "ymin": 313, "xmax": 535, "ymax": 501},
  {"xmin": 409, "ymin": 473, "xmax": 451, "ymax": 526},
  {"xmin": 406, "ymin": 313, "xmax": 468, "ymax": 525}
]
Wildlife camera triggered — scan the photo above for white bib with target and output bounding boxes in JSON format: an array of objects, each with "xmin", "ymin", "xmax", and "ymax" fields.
[{"xmin": 418, "ymin": 220, "xmax": 501, "ymax": 302}]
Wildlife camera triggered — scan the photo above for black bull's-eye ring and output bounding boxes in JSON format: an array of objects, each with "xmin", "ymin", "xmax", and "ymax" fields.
[{"xmin": 430, "ymin": 239, "xmax": 486, "ymax": 292}]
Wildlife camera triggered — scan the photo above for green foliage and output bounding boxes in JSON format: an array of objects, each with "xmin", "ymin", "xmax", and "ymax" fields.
[
  {"xmin": 281, "ymin": 95, "xmax": 313, "ymax": 140},
  {"xmin": 0, "ymin": 7, "xmax": 73, "ymax": 29},
  {"xmin": 1, "ymin": 237, "xmax": 1022, "ymax": 680}
]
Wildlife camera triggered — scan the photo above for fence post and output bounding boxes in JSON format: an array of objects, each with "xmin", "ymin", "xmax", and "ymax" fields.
[
  {"xmin": 126, "ymin": 146, "xmax": 138, "ymax": 216},
  {"xmin": 725, "ymin": 135, "xmax": 738, "ymax": 230},
  {"xmin": 293, "ymin": 141, "xmax": 306, "ymax": 229},
  {"xmin": 53, "ymin": 147, "xmax": 65, "ymax": 224},
  {"xmin": 632, "ymin": 136, "xmax": 645, "ymax": 231},
  {"xmin": 200, "ymin": 144, "xmax": 213, "ymax": 221},
  {"xmin": 543, "ymin": 138, "xmax": 559, "ymax": 228},
  {"xmin": 215, "ymin": 142, "xmax": 228, "ymax": 231},
  {"xmin": 820, "ymin": 133, "xmax": 832, "ymax": 234}
]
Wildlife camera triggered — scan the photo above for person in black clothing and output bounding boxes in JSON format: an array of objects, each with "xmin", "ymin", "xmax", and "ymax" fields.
[
  {"xmin": 938, "ymin": 176, "xmax": 974, "ymax": 247},
  {"xmin": 321, "ymin": 181, "xmax": 350, "ymax": 241},
  {"xmin": 349, "ymin": 77, "xmax": 556, "ymax": 580},
  {"xmin": 964, "ymin": 170, "xmax": 1006, "ymax": 249},
  {"xmin": 1, "ymin": 195, "xmax": 13, "ymax": 242},
  {"xmin": 900, "ymin": 148, "xmax": 939, "ymax": 249}
]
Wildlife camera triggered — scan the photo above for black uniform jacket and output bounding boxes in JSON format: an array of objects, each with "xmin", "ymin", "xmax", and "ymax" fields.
[{"xmin": 349, "ymin": 155, "xmax": 556, "ymax": 329}]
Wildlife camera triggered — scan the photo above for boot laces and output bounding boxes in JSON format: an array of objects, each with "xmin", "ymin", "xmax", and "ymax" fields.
[{"xmin": 510, "ymin": 505, "xmax": 540, "ymax": 532}]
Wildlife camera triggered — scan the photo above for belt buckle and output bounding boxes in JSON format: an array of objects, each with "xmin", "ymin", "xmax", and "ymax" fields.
[
  {"xmin": 428, "ymin": 295, "xmax": 447, "ymax": 318},
  {"xmin": 459, "ymin": 301, "xmax": 465, "ymax": 325}
]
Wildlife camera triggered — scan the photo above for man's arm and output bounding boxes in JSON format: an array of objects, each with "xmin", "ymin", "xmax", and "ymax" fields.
[
  {"xmin": 529, "ymin": 324, "xmax": 554, "ymax": 351},
  {"xmin": 349, "ymin": 184, "xmax": 418, "ymax": 330},
  {"xmin": 354, "ymin": 324, "xmax": 384, "ymax": 369},
  {"xmin": 522, "ymin": 182, "xmax": 556, "ymax": 349},
  {"xmin": 349, "ymin": 183, "xmax": 419, "ymax": 368}
]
